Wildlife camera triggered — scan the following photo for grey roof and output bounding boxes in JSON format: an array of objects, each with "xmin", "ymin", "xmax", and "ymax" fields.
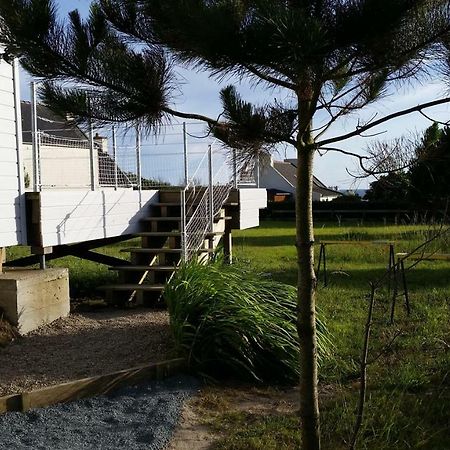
[
  {"xmin": 273, "ymin": 160, "xmax": 342, "ymax": 197},
  {"xmin": 21, "ymin": 101, "xmax": 87, "ymax": 143}
]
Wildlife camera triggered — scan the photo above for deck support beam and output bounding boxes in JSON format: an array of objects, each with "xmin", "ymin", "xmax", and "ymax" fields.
[{"xmin": 5, "ymin": 236, "xmax": 132, "ymax": 268}]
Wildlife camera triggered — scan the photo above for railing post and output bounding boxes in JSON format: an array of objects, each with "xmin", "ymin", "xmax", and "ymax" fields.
[
  {"xmin": 233, "ymin": 148, "xmax": 238, "ymax": 189},
  {"xmin": 183, "ymin": 122, "xmax": 188, "ymax": 187},
  {"xmin": 255, "ymin": 151, "xmax": 260, "ymax": 188},
  {"xmin": 136, "ymin": 124, "xmax": 142, "ymax": 207},
  {"xmin": 88, "ymin": 100, "xmax": 96, "ymax": 191},
  {"xmin": 181, "ymin": 188, "xmax": 187, "ymax": 263},
  {"xmin": 112, "ymin": 125, "xmax": 118, "ymax": 190},
  {"xmin": 208, "ymin": 144, "xmax": 214, "ymax": 232},
  {"xmin": 31, "ymin": 81, "xmax": 40, "ymax": 192}
]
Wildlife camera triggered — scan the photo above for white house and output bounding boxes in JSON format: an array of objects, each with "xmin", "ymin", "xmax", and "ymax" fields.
[
  {"xmin": 0, "ymin": 53, "xmax": 267, "ymax": 253},
  {"xmin": 0, "ymin": 52, "xmax": 26, "ymax": 247},
  {"xmin": 259, "ymin": 156, "xmax": 342, "ymax": 202}
]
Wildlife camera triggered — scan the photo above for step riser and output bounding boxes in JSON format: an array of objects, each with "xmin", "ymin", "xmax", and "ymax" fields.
[{"xmin": 102, "ymin": 191, "xmax": 232, "ymax": 306}]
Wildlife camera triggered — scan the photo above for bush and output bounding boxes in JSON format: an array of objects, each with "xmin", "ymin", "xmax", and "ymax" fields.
[{"xmin": 164, "ymin": 262, "xmax": 332, "ymax": 383}]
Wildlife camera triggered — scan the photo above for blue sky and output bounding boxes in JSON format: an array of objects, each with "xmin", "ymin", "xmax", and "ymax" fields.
[{"xmin": 19, "ymin": 0, "xmax": 450, "ymax": 189}]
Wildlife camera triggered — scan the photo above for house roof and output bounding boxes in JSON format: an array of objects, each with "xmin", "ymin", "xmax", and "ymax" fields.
[
  {"xmin": 273, "ymin": 160, "xmax": 342, "ymax": 197},
  {"xmin": 21, "ymin": 101, "xmax": 87, "ymax": 143}
]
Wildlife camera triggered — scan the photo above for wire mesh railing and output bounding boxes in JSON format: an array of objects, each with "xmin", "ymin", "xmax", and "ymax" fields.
[
  {"xmin": 24, "ymin": 121, "xmax": 240, "ymax": 191},
  {"xmin": 183, "ymin": 145, "xmax": 234, "ymax": 261}
]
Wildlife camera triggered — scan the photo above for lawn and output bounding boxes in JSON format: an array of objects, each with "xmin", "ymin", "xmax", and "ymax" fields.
[
  {"xmin": 218, "ymin": 219, "xmax": 450, "ymax": 449},
  {"xmin": 5, "ymin": 219, "xmax": 450, "ymax": 449}
]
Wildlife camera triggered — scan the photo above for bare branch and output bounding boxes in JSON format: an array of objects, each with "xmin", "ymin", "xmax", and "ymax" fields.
[
  {"xmin": 419, "ymin": 110, "xmax": 450, "ymax": 126},
  {"xmin": 242, "ymin": 64, "xmax": 297, "ymax": 91},
  {"xmin": 315, "ymin": 97, "xmax": 450, "ymax": 148},
  {"xmin": 349, "ymin": 283, "xmax": 376, "ymax": 450}
]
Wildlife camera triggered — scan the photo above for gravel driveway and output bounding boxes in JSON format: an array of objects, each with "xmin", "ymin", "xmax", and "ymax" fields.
[{"xmin": 0, "ymin": 375, "xmax": 200, "ymax": 450}]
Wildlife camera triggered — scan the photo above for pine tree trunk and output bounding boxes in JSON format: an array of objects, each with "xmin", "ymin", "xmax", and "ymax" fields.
[{"xmin": 296, "ymin": 141, "xmax": 320, "ymax": 450}]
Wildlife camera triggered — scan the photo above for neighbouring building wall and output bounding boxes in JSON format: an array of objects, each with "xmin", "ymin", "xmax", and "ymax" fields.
[
  {"xmin": 259, "ymin": 164, "xmax": 295, "ymax": 195},
  {"xmin": 22, "ymin": 143, "xmax": 97, "ymax": 189},
  {"xmin": 37, "ymin": 189, "xmax": 159, "ymax": 247},
  {"xmin": 0, "ymin": 54, "xmax": 26, "ymax": 247},
  {"xmin": 258, "ymin": 163, "xmax": 322, "ymax": 201}
]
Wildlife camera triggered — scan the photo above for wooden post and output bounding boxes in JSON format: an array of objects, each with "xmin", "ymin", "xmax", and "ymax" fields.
[
  {"xmin": 223, "ymin": 223, "xmax": 233, "ymax": 264},
  {"xmin": 0, "ymin": 247, "xmax": 5, "ymax": 273}
]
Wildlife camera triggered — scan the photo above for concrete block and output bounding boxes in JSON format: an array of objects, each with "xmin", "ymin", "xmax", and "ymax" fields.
[{"xmin": 0, "ymin": 268, "xmax": 70, "ymax": 334}]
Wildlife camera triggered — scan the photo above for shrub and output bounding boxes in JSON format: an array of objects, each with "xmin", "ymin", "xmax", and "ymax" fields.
[{"xmin": 164, "ymin": 262, "xmax": 332, "ymax": 383}]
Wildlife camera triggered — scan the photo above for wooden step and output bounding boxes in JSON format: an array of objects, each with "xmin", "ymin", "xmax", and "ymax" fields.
[
  {"xmin": 135, "ymin": 231, "xmax": 225, "ymax": 237},
  {"xmin": 120, "ymin": 247, "xmax": 216, "ymax": 254},
  {"xmin": 151, "ymin": 202, "xmax": 239, "ymax": 207},
  {"xmin": 121, "ymin": 247, "xmax": 182, "ymax": 253},
  {"xmin": 141, "ymin": 216, "xmax": 232, "ymax": 222},
  {"xmin": 142, "ymin": 217, "xmax": 182, "ymax": 222},
  {"xmin": 109, "ymin": 266, "xmax": 178, "ymax": 271},
  {"xmin": 99, "ymin": 284, "xmax": 165, "ymax": 292},
  {"xmin": 134, "ymin": 231, "xmax": 182, "ymax": 237}
]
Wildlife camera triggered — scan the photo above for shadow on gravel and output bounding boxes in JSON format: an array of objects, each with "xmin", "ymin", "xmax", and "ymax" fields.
[
  {"xmin": 0, "ymin": 310, "xmax": 174, "ymax": 396},
  {"xmin": 0, "ymin": 375, "xmax": 200, "ymax": 450}
]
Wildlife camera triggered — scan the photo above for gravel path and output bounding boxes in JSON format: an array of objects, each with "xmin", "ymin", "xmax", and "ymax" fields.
[
  {"xmin": 0, "ymin": 309, "xmax": 173, "ymax": 396},
  {"xmin": 0, "ymin": 375, "xmax": 200, "ymax": 450}
]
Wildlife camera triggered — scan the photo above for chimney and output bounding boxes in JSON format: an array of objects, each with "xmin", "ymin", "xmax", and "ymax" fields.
[{"xmin": 94, "ymin": 133, "xmax": 108, "ymax": 153}]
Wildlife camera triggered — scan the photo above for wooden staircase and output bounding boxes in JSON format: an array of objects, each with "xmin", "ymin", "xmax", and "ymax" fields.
[{"xmin": 100, "ymin": 188, "xmax": 237, "ymax": 306}]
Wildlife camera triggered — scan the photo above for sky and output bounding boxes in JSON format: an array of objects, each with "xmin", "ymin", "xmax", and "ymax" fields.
[{"xmin": 19, "ymin": 0, "xmax": 450, "ymax": 190}]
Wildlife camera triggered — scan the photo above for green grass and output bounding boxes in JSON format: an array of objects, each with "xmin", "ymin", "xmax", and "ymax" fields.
[
  {"xmin": 211, "ymin": 220, "xmax": 450, "ymax": 449},
  {"xmin": 165, "ymin": 261, "xmax": 332, "ymax": 383},
  {"xmin": 6, "ymin": 220, "xmax": 449, "ymax": 448}
]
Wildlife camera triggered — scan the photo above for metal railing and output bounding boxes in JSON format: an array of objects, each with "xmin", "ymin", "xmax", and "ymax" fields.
[{"xmin": 182, "ymin": 144, "xmax": 234, "ymax": 262}]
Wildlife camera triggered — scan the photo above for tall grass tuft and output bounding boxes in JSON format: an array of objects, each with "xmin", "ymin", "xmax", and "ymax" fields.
[{"xmin": 165, "ymin": 262, "xmax": 332, "ymax": 383}]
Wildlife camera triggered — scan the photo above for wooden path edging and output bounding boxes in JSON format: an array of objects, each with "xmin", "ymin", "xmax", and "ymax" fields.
[{"xmin": 0, "ymin": 357, "xmax": 185, "ymax": 414}]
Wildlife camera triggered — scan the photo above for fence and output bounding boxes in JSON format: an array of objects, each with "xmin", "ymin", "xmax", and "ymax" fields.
[{"xmin": 24, "ymin": 121, "xmax": 254, "ymax": 191}]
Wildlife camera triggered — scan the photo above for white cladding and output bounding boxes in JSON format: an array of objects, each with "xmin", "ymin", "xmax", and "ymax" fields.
[
  {"xmin": 238, "ymin": 188, "xmax": 267, "ymax": 229},
  {"xmin": 38, "ymin": 189, "xmax": 158, "ymax": 247},
  {"xmin": 0, "ymin": 54, "xmax": 25, "ymax": 247}
]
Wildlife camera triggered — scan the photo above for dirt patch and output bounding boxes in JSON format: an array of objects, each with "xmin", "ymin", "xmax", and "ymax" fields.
[
  {"xmin": 0, "ymin": 314, "xmax": 19, "ymax": 348},
  {"xmin": 168, "ymin": 384, "xmax": 300, "ymax": 449},
  {"xmin": 0, "ymin": 308, "xmax": 173, "ymax": 396}
]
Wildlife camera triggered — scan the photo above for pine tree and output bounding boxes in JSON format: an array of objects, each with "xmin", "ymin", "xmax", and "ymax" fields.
[{"xmin": 1, "ymin": 2, "xmax": 450, "ymax": 448}]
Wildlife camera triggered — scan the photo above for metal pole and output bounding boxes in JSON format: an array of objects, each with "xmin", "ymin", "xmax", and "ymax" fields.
[
  {"xmin": 233, "ymin": 148, "xmax": 238, "ymax": 189},
  {"xmin": 88, "ymin": 99, "xmax": 96, "ymax": 191},
  {"xmin": 208, "ymin": 144, "xmax": 214, "ymax": 232},
  {"xmin": 183, "ymin": 122, "xmax": 188, "ymax": 187},
  {"xmin": 31, "ymin": 81, "xmax": 40, "ymax": 192},
  {"xmin": 112, "ymin": 125, "xmax": 118, "ymax": 190},
  {"xmin": 255, "ymin": 151, "xmax": 260, "ymax": 188},
  {"xmin": 181, "ymin": 188, "xmax": 187, "ymax": 263},
  {"xmin": 136, "ymin": 124, "xmax": 142, "ymax": 207}
]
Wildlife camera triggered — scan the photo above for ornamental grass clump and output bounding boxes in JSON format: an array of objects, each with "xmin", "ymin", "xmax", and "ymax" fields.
[{"xmin": 165, "ymin": 262, "xmax": 332, "ymax": 383}]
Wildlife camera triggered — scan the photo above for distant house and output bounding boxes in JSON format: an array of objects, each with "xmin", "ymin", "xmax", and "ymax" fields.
[
  {"xmin": 259, "ymin": 157, "xmax": 342, "ymax": 202},
  {"xmin": 21, "ymin": 102, "xmax": 131, "ymax": 189}
]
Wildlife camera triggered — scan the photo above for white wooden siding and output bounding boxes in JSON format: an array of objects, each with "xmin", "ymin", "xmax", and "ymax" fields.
[
  {"xmin": 238, "ymin": 188, "xmax": 267, "ymax": 230},
  {"xmin": 0, "ymin": 55, "xmax": 25, "ymax": 247},
  {"xmin": 38, "ymin": 189, "xmax": 159, "ymax": 247}
]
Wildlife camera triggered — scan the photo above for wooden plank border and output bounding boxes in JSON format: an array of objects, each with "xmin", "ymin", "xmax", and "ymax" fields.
[{"xmin": 0, "ymin": 357, "xmax": 185, "ymax": 414}]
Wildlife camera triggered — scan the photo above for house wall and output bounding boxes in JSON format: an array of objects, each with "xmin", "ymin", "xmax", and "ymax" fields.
[
  {"xmin": 0, "ymin": 55, "xmax": 26, "ymax": 247},
  {"xmin": 259, "ymin": 164, "xmax": 295, "ymax": 195},
  {"xmin": 259, "ymin": 164, "xmax": 322, "ymax": 201},
  {"xmin": 40, "ymin": 189, "xmax": 159, "ymax": 247},
  {"xmin": 37, "ymin": 189, "xmax": 159, "ymax": 247},
  {"xmin": 22, "ymin": 143, "xmax": 98, "ymax": 189}
]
